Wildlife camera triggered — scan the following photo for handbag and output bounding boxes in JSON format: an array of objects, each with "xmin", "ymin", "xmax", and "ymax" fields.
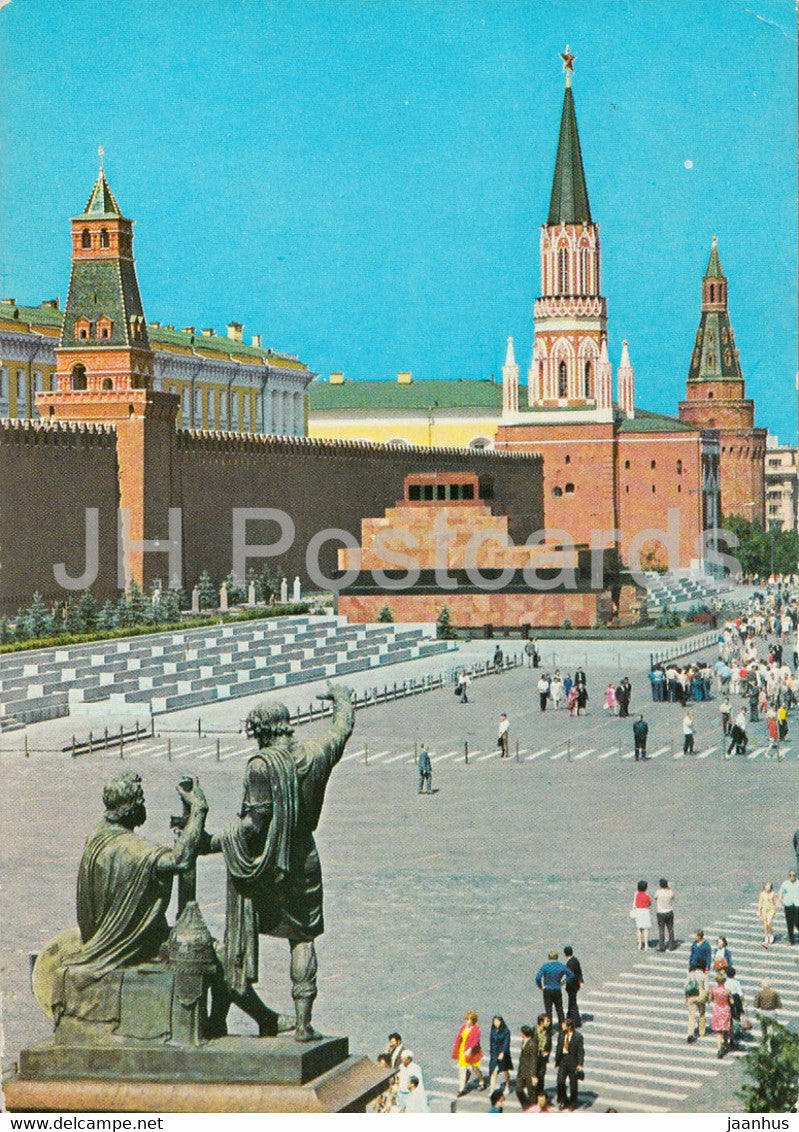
[{"xmin": 684, "ymin": 978, "xmax": 700, "ymax": 997}]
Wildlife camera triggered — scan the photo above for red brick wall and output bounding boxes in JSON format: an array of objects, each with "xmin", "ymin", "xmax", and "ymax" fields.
[
  {"xmin": 495, "ymin": 421, "xmax": 618, "ymax": 549},
  {"xmin": 616, "ymin": 432, "xmax": 704, "ymax": 570}
]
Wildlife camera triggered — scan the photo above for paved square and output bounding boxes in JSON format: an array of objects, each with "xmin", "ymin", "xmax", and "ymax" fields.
[{"xmin": 2, "ymin": 635, "xmax": 797, "ymax": 1112}]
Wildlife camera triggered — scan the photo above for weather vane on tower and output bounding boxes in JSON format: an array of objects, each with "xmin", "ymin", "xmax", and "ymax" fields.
[
  {"xmin": 98, "ymin": 145, "xmax": 105, "ymax": 175},
  {"xmin": 560, "ymin": 44, "xmax": 576, "ymax": 87}
]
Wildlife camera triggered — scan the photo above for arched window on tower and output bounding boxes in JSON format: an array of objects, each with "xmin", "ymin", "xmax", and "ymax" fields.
[
  {"xmin": 558, "ymin": 360, "xmax": 568, "ymax": 398},
  {"xmin": 709, "ymin": 284, "xmax": 715, "ymax": 302},
  {"xmin": 81, "ymin": 229, "xmax": 91, "ymax": 249},
  {"xmin": 100, "ymin": 229, "xmax": 109, "ymax": 249},
  {"xmin": 584, "ymin": 360, "xmax": 592, "ymax": 398},
  {"xmin": 558, "ymin": 247, "xmax": 568, "ymax": 294},
  {"xmin": 71, "ymin": 364, "xmax": 87, "ymax": 391},
  {"xmin": 580, "ymin": 248, "xmax": 589, "ymax": 294}
]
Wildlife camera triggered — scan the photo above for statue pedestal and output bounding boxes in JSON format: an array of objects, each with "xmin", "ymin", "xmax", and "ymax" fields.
[{"xmin": 5, "ymin": 1035, "xmax": 391, "ymax": 1114}]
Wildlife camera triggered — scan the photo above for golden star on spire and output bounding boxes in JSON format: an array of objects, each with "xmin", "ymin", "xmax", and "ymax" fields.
[{"xmin": 560, "ymin": 44, "xmax": 576, "ymax": 85}]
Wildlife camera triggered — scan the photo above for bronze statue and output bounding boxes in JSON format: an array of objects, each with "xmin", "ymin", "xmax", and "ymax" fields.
[
  {"xmin": 204, "ymin": 684, "xmax": 355, "ymax": 1041},
  {"xmin": 36, "ymin": 772, "xmax": 209, "ymax": 1033}
]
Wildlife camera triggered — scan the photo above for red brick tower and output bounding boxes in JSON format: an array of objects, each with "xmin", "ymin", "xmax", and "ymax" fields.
[
  {"xmin": 37, "ymin": 159, "xmax": 179, "ymax": 587},
  {"xmin": 678, "ymin": 237, "xmax": 766, "ymax": 524}
]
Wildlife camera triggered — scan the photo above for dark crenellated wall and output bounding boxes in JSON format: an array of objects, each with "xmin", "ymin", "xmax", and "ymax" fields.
[
  {"xmin": 0, "ymin": 422, "xmax": 544, "ymax": 612},
  {"xmin": 173, "ymin": 432, "xmax": 544, "ymax": 590},
  {"xmin": 0, "ymin": 421, "xmax": 120, "ymax": 614}
]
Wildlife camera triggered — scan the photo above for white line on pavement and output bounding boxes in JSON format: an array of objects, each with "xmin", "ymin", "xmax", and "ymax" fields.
[
  {"xmin": 432, "ymin": 750, "xmax": 459, "ymax": 763},
  {"xmin": 697, "ymin": 746, "xmax": 717, "ymax": 759},
  {"xmin": 649, "ymin": 746, "xmax": 670, "ymax": 759},
  {"xmin": 573, "ymin": 748, "xmax": 595, "ymax": 760},
  {"xmin": 578, "ymin": 1076, "xmax": 687, "ymax": 1102},
  {"xmin": 599, "ymin": 748, "xmax": 619, "ymax": 760},
  {"xmin": 549, "ymin": 748, "xmax": 569, "ymax": 760},
  {"xmin": 383, "ymin": 750, "xmax": 414, "ymax": 764},
  {"xmin": 747, "ymin": 747, "xmax": 765, "ymax": 760},
  {"xmin": 477, "ymin": 750, "xmax": 499, "ymax": 761},
  {"xmin": 584, "ymin": 1054, "xmax": 712, "ymax": 1083},
  {"xmin": 527, "ymin": 748, "xmax": 548, "ymax": 759}
]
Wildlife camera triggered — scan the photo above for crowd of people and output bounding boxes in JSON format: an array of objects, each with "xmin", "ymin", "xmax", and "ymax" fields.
[{"xmin": 536, "ymin": 667, "xmax": 589, "ymax": 714}]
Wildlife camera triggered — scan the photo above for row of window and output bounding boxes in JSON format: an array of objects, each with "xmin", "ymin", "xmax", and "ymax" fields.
[
  {"xmin": 79, "ymin": 228, "xmax": 132, "ymax": 254},
  {"xmin": 407, "ymin": 482, "xmax": 476, "ymax": 502}
]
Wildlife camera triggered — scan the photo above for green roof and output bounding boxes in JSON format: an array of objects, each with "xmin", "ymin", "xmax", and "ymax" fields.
[
  {"xmin": 618, "ymin": 408, "xmax": 700, "ymax": 433},
  {"xmin": 687, "ymin": 310, "xmax": 742, "ymax": 382},
  {"xmin": 60, "ymin": 257, "xmax": 148, "ymax": 349},
  {"xmin": 77, "ymin": 171, "xmax": 124, "ymax": 220},
  {"xmin": 0, "ymin": 302, "xmax": 63, "ymax": 330},
  {"xmin": 705, "ymin": 236, "xmax": 724, "ymax": 280},
  {"xmin": 547, "ymin": 85, "xmax": 592, "ymax": 226},
  {"xmin": 308, "ymin": 378, "xmax": 516, "ymax": 411},
  {"xmin": 0, "ymin": 302, "xmax": 307, "ymax": 370}
]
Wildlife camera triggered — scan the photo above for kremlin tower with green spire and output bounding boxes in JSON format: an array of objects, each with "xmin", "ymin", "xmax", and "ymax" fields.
[{"xmin": 679, "ymin": 237, "xmax": 766, "ymax": 525}]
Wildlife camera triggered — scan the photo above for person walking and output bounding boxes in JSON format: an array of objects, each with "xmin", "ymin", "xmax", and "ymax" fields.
[
  {"xmin": 758, "ymin": 881, "xmax": 778, "ymax": 946},
  {"xmin": 537, "ymin": 674, "xmax": 550, "ymax": 712},
  {"xmin": 633, "ymin": 714, "xmax": 649, "ymax": 761},
  {"xmin": 514, "ymin": 1025, "xmax": 537, "ymax": 1111},
  {"xmin": 617, "ymin": 677, "xmax": 632, "ymax": 718},
  {"xmin": 720, "ymin": 697, "xmax": 731, "ymax": 736},
  {"xmin": 778, "ymin": 869, "xmax": 799, "ymax": 946},
  {"xmin": 753, "ymin": 980, "xmax": 782, "ymax": 1012},
  {"xmin": 404, "ymin": 1077, "xmax": 429, "ymax": 1113},
  {"xmin": 604, "ymin": 684, "xmax": 618, "ymax": 716},
  {"xmin": 793, "ymin": 829, "xmax": 799, "ymax": 873},
  {"xmin": 534, "ymin": 1014, "xmax": 553, "ymax": 1093},
  {"xmin": 497, "ymin": 714, "xmax": 509, "ymax": 758},
  {"xmin": 631, "ymin": 880, "xmax": 653, "ymax": 950},
  {"xmin": 682, "ymin": 709, "xmax": 695, "ymax": 756},
  {"xmin": 710, "ymin": 972, "xmax": 733, "ymax": 1058},
  {"xmin": 554, "ymin": 1017, "xmax": 584, "ymax": 1111},
  {"xmin": 564, "ymin": 946, "xmax": 584, "ymax": 1026},
  {"xmin": 452, "ymin": 1011, "xmax": 485, "ymax": 1096},
  {"xmin": 713, "ymin": 936, "xmax": 732, "ymax": 971},
  {"xmin": 550, "ymin": 672, "xmax": 564, "ymax": 710},
  {"xmin": 488, "ymin": 1016, "xmax": 513, "ymax": 1094},
  {"xmin": 417, "ymin": 743, "xmax": 432, "ymax": 794},
  {"xmin": 535, "ymin": 950, "xmax": 572, "ymax": 1026},
  {"xmin": 685, "ymin": 968, "xmax": 708, "ymax": 1043},
  {"xmin": 397, "ymin": 1049, "xmax": 425, "ymax": 1110},
  {"xmin": 456, "ymin": 670, "xmax": 470, "ymax": 703},
  {"xmin": 689, "ymin": 929, "xmax": 712, "ymax": 974},
  {"xmin": 655, "ymin": 878, "xmax": 676, "ymax": 951}
]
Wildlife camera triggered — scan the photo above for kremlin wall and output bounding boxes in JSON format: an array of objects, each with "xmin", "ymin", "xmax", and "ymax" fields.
[{"xmin": 0, "ymin": 56, "xmax": 767, "ymax": 627}]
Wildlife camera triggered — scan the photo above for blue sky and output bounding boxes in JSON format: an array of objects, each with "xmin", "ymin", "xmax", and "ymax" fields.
[{"xmin": 1, "ymin": 0, "xmax": 796, "ymax": 438}]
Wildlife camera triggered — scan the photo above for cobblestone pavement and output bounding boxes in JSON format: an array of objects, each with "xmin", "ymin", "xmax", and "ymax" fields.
[{"xmin": 2, "ymin": 633, "xmax": 797, "ymax": 1113}]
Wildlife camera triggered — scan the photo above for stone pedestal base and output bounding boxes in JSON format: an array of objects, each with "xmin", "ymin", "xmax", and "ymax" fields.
[{"xmin": 5, "ymin": 1035, "xmax": 391, "ymax": 1114}]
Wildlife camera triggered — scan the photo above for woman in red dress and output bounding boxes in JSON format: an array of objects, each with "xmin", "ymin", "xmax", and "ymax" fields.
[
  {"xmin": 452, "ymin": 1010, "xmax": 486, "ymax": 1096},
  {"xmin": 710, "ymin": 973, "xmax": 733, "ymax": 1058}
]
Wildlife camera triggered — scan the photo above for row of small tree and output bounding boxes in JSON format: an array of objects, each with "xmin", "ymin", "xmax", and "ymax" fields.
[
  {"xmin": 0, "ymin": 565, "xmax": 287, "ymax": 645},
  {"xmin": 376, "ymin": 603, "xmax": 458, "ymax": 640}
]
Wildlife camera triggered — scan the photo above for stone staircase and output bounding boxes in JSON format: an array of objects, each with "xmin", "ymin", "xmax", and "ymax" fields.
[{"xmin": 0, "ymin": 616, "xmax": 457, "ymax": 725}]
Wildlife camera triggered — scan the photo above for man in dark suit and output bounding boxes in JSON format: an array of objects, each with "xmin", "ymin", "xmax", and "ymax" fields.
[
  {"xmin": 555, "ymin": 1018, "xmax": 584, "ymax": 1111},
  {"xmin": 515, "ymin": 1025, "xmax": 537, "ymax": 1111},
  {"xmin": 563, "ymin": 946, "xmax": 584, "ymax": 1027}
]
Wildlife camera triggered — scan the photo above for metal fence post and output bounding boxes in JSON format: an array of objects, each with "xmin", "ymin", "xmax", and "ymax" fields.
[
  {"xmin": 567, "ymin": 739, "xmax": 571, "ymax": 762},
  {"xmin": 465, "ymin": 741, "xmax": 469, "ymax": 764},
  {"xmin": 88, "ymin": 731, "xmax": 93, "ymax": 756},
  {"xmin": 364, "ymin": 742, "xmax": 368, "ymax": 765},
  {"xmin": 119, "ymin": 726, "xmax": 124, "ymax": 758},
  {"xmin": 414, "ymin": 741, "xmax": 418, "ymax": 765},
  {"xmin": 104, "ymin": 727, "xmax": 109, "ymax": 750},
  {"xmin": 71, "ymin": 735, "xmax": 76, "ymax": 758},
  {"xmin": 198, "ymin": 718, "xmax": 202, "ymax": 738},
  {"xmin": 168, "ymin": 738, "xmax": 172, "ymax": 761},
  {"xmin": 150, "ymin": 716, "xmax": 155, "ymax": 739},
  {"xmin": 24, "ymin": 735, "xmax": 29, "ymax": 758},
  {"xmin": 516, "ymin": 739, "xmax": 520, "ymax": 762},
  {"xmin": 216, "ymin": 738, "xmax": 221, "ymax": 761}
]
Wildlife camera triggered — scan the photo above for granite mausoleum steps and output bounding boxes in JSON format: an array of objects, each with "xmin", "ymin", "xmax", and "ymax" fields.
[{"xmin": 0, "ymin": 616, "xmax": 457, "ymax": 724}]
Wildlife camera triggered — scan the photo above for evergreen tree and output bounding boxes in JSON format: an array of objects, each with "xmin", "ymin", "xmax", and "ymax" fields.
[
  {"xmin": 65, "ymin": 598, "xmax": 85, "ymax": 635},
  {"xmin": 159, "ymin": 587, "xmax": 181, "ymax": 624},
  {"xmin": 376, "ymin": 604, "xmax": 394, "ymax": 623},
  {"xmin": 0, "ymin": 617, "xmax": 10, "ymax": 644},
  {"xmin": 96, "ymin": 599, "xmax": 116, "ymax": 632},
  {"xmin": 738, "ymin": 1016, "xmax": 799, "ymax": 1113},
  {"xmin": 13, "ymin": 612, "xmax": 30, "ymax": 642},
  {"xmin": 128, "ymin": 579, "xmax": 151, "ymax": 625},
  {"xmin": 436, "ymin": 605, "xmax": 457, "ymax": 640},
  {"xmin": 149, "ymin": 580, "xmax": 166, "ymax": 625},
  {"xmin": 223, "ymin": 571, "xmax": 246, "ymax": 605},
  {"xmin": 24, "ymin": 593, "xmax": 52, "ymax": 639},
  {"xmin": 168, "ymin": 575, "xmax": 189, "ymax": 611},
  {"xmin": 196, "ymin": 570, "xmax": 217, "ymax": 611},
  {"xmin": 115, "ymin": 592, "xmax": 134, "ymax": 628},
  {"xmin": 258, "ymin": 564, "xmax": 283, "ymax": 604},
  {"xmin": 77, "ymin": 590, "xmax": 98, "ymax": 632}
]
